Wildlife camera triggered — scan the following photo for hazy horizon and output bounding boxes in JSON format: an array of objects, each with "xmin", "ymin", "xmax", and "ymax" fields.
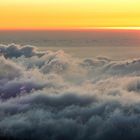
[{"xmin": 0, "ymin": 29, "xmax": 140, "ymax": 46}]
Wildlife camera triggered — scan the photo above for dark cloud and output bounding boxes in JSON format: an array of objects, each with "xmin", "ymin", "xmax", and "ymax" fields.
[
  {"xmin": 0, "ymin": 44, "xmax": 44, "ymax": 58},
  {"xmin": 0, "ymin": 80, "xmax": 45, "ymax": 99},
  {"xmin": 0, "ymin": 44, "xmax": 140, "ymax": 140},
  {"xmin": 1, "ymin": 92, "xmax": 140, "ymax": 140}
]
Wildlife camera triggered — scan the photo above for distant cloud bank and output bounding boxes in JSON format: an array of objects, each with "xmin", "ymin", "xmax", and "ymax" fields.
[{"xmin": 0, "ymin": 44, "xmax": 140, "ymax": 140}]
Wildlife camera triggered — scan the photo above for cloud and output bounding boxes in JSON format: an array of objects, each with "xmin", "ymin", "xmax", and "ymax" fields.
[
  {"xmin": 0, "ymin": 44, "xmax": 44, "ymax": 58},
  {"xmin": 0, "ymin": 44, "xmax": 140, "ymax": 140},
  {"xmin": 0, "ymin": 56, "xmax": 22, "ymax": 80}
]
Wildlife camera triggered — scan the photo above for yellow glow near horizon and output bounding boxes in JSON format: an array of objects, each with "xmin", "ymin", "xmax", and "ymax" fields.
[{"xmin": 0, "ymin": 0, "xmax": 140, "ymax": 30}]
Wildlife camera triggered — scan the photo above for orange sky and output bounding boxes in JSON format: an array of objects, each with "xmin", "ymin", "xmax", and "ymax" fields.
[{"xmin": 0, "ymin": 0, "xmax": 140, "ymax": 30}]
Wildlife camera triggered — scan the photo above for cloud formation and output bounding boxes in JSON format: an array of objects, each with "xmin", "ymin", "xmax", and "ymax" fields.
[
  {"xmin": 0, "ymin": 44, "xmax": 44, "ymax": 58},
  {"xmin": 0, "ymin": 44, "xmax": 140, "ymax": 140}
]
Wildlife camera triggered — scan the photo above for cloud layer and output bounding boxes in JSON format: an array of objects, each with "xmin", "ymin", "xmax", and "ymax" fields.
[{"xmin": 0, "ymin": 44, "xmax": 140, "ymax": 140}]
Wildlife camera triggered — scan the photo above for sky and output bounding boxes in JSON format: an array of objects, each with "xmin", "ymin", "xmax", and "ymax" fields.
[{"xmin": 0, "ymin": 0, "xmax": 140, "ymax": 29}]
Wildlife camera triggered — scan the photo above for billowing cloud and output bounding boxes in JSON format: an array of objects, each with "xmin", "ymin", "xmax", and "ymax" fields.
[
  {"xmin": 0, "ymin": 56, "xmax": 22, "ymax": 80},
  {"xmin": 0, "ymin": 44, "xmax": 44, "ymax": 58},
  {"xmin": 0, "ymin": 44, "xmax": 140, "ymax": 140}
]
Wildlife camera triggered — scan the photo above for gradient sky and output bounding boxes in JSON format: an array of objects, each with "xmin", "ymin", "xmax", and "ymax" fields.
[{"xmin": 0, "ymin": 0, "xmax": 140, "ymax": 29}]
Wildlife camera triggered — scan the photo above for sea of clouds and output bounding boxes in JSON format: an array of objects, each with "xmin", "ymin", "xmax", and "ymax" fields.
[{"xmin": 0, "ymin": 44, "xmax": 140, "ymax": 140}]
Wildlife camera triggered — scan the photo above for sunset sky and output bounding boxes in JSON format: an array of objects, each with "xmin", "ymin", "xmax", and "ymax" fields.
[{"xmin": 0, "ymin": 0, "xmax": 140, "ymax": 30}]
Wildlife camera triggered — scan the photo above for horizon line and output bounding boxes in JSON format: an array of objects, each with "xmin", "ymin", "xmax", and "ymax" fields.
[{"xmin": 0, "ymin": 27, "xmax": 140, "ymax": 31}]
